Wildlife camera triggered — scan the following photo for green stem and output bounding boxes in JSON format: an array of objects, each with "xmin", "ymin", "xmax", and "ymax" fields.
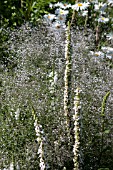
[{"xmin": 98, "ymin": 91, "xmax": 110, "ymax": 167}]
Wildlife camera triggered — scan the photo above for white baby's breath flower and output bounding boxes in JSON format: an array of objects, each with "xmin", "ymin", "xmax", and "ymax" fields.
[
  {"xmin": 98, "ymin": 17, "xmax": 109, "ymax": 23},
  {"xmin": 72, "ymin": 2, "xmax": 89, "ymax": 11}
]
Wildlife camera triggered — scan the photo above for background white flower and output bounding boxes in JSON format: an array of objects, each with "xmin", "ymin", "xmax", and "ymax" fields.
[
  {"xmin": 72, "ymin": 2, "xmax": 89, "ymax": 11},
  {"xmin": 54, "ymin": 2, "xmax": 71, "ymax": 9},
  {"xmin": 98, "ymin": 17, "xmax": 109, "ymax": 23},
  {"xmin": 55, "ymin": 8, "xmax": 69, "ymax": 16},
  {"xmin": 44, "ymin": 14, "xmax": 56, "ymax": 23}
]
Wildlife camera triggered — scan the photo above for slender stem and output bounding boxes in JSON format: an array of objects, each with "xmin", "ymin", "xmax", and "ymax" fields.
[
  {"xmin": 98, "ymin": 91, "xmax": 110, "ymax": 167},
  {"xmin": 95, "ymin": 24, "xmax": 100, "ymax": 49}
]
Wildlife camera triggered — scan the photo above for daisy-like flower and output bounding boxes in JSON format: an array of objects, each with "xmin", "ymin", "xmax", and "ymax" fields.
[
  {"xmin": 54, "ymin": 2, "xmax": 71, "ymax": 9},
  {"xmin": 72, "ymin": 2, "xmax": 90, "ymax": 11},
  {"xmin": 90, "ymin": 51, "xmax": 105, "ymax": 58},
  {"xmin": 94, "ymin": 51, "xmax": 105, "ymax": 58},
  {"xmin": 98, "ymin": 16, "xmax": 109, "ymax": 23},
  {"xmin": 52, "ymin": 21, "xmax": 65, "ymax": 29},
  {"xmin": 44, "ymin": 14, "xmax": 56, "ymax": 23},
  {"xmin": 56, "ymin": 15, "xmax": 67, "ymax": 24},
  {"xmin": 55, "ymin": 8, "xmax": 69, "ymax": 16}
]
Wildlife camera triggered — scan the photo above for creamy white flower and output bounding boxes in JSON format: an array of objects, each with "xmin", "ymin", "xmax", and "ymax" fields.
[
  {"xmin": 55, "ymin": 8, "xmax": 69, "ymax": 15},
  {"xmin": 44, "ymin": 14, "xmax": 56, "ymax": 22},
  {"xmin": 56, "ymin": 15, "xmax": 67, "ymax": 24},
  {"xmin": 52, "ymin": 21, "xmax": 66, "ymax": 29},
  {"xmin": 90, "ymin": 51, "xmax": 105, "ymax": 58},
  {"xmin": 98, "ymin": 17, "xmax": 109, "ymax": 23},
  {"xmin": 54, "ymin": 2, "xmax": 71, "ymax": 9},
  {"xmin": 72, "ymin": 2, "xmax": 89, "ymax": 11}
]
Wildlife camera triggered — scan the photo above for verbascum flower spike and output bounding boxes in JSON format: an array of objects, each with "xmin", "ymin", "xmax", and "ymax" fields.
[
  {"xmin": 73, "ymin": 87, "xmax": 81, "ymax": 170},
  {"xmin": 64, "ymin": 21, "xmax": 71, "ymax": 134},
  {"xmin": 32, "ymin": 107, "xmax": 45, "ymax": 170}
]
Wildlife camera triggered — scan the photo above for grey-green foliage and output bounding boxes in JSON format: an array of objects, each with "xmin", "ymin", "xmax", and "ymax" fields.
[{"xmin": 0, "ymin": 22, "xmax": 113, "ymax": 169}]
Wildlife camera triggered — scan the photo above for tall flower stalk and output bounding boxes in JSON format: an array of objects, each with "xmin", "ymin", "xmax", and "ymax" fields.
[
  {"xmin": 73, "ymin": 87, "xmax": 81, "ymax": 170},
  {"xmin": 31, "ymin": 107, "xmax": 46, "ymax": 170},
  {"xmin": 64, "ymin": 21, "xmax": 72, "ymax": 136}
]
